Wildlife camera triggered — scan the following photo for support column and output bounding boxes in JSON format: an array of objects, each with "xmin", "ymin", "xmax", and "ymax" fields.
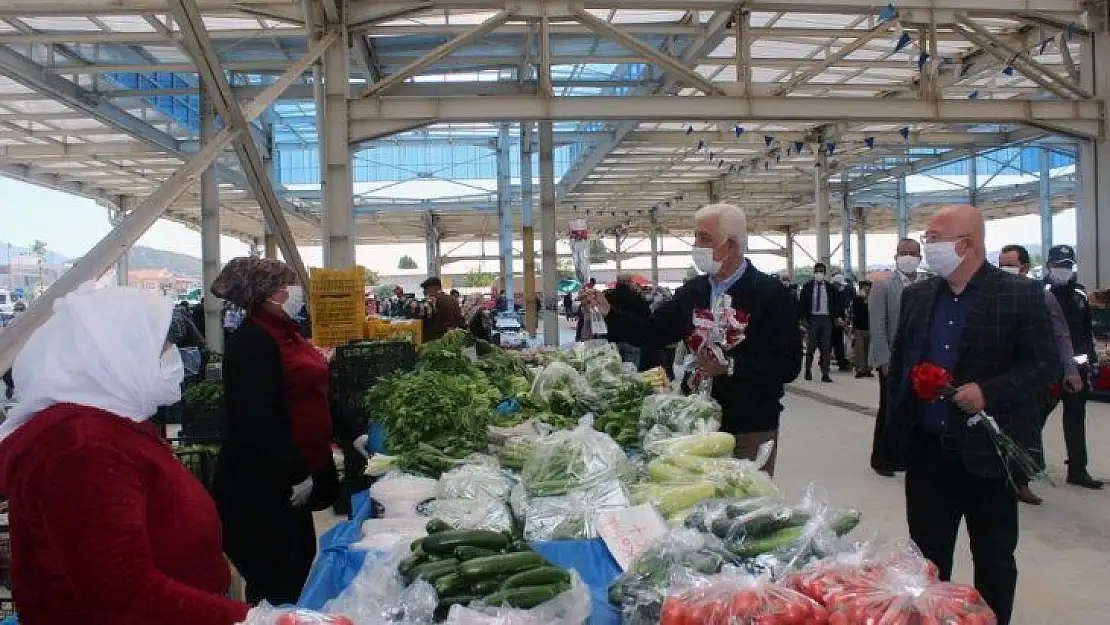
[
  {"xmin": 783, "ymin": 226, "xmax": 795, "ymax": 280},
  {"xmin": 497, "ymin": 123, "xmax": 514, "ymax": 312},
  {"xmin": 263, "ymin": 226, "xmax": 277, "ymax": 260},
  {"xmin": 199, "ymin": 86, "xmax": 223, "ymax": 352},
  {"xmin": 539, "ymin": 121, "xmax": 558, "ymax": 346},
  {"xmin": 841, "ymin": 184, "xmax": 853, "ymax": 276},
  {"xmin": 1039, "ymin": 146, "xmax": 1053, "ymax": 256},
  {"xmin": 1076, "ymin": 20, "xmax": 1110, "ymax": 288},
  {"xmin": 855, "ymin": 207, "xmax": 867, "ymax": 277},
  {"xmin": 424, "ymin": 213, "xmax": 440, "ymax": 277},
  {"xmin": 249, "ymin": 238, "xmax": 261, "ymax": 258},
  {"xmin": 320, "ymin": 4, "xmax": 354, "ymax": 268},
  {"xmin": 649, "ymin": 211, "xmax": 660, "ymax": 286},
  {"xmin": 707, "ymin": 180, "xmax": 722, "ymax": 204},
  {"xmin": 967, "ymin": 150, "xmax": 979, "ymax": 207},
  {"xmin": 613, "ymin": 232, "xmax": 623, "ymax": 276},
  {"xmin": 521, "ymin": 123, "xmax": 537, "ymax": 334},
  {"xmin": 814, "ymin": 149, "xmax": 831, "ymax": 266},
  {"xmin": 896, "ymin": 174, "xmax": 909, "ymax": 240},
  {"xmin": 112, "ymin": 197, "xmax": 132, "ymax": 286}
]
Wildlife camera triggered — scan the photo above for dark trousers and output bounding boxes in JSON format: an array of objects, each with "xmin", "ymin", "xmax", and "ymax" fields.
[
  {"xmin": 906, "ymin": 430, "xmax": 1018, "ymax": 625},
  {"xmin": 805, "ymin": 315, "xmax": 832, "ymax": 375},
  {"xmin": 831, "ymin": 324, "xmax": 850, "ymax": 368},
  {"xmin": 220, "ymin": 497, "xmax": 317, "ymax": 605},
  {"xmin": 870, "ymin": 371, "xmax": 893, "ymax": 471},
  {"xmin": 1062, "ymin": 386, "xmax": 1090, "ymax": 473}
]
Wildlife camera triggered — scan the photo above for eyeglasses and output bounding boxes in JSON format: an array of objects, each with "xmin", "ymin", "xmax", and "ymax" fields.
[{"xmin": 920, "ymin": 233, "xmax": 970, "ymax": 245}]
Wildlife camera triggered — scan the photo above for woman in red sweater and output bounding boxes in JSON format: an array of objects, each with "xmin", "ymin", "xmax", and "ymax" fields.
[
  {"xmin": 211, "ymin": 258, "xmax": 350, "ymax": 606},
  {"xmin": 0, "ymin": 285, "xmax": 251, "ymax": 625}
]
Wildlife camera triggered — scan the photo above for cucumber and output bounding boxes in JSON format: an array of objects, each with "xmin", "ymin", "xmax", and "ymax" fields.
[
  {"xmin": 434, "ymin": 572, "xmax": 467, "ymax": 597},
  {"xmin": 434, "ymin": 594, "xmax": 479, "ymax": 621},
  {"xmin": 470, "ymin": 578, "xmax": 505, "ymax": 595},
  {"xmin": 459, "ymin": 552, "xmax": 546, "ymax": 580},
  {"xmin": 501, "ymin": 567, "xmax": 570, "ymax": 589},
  {"xmin": 481, "ymin": 583, "xmax": 570, "ymax": 609},
  {"xmin": 455, "ymin": 546, "xmax": 499, "ymax": 561},
  {"xmin": 398, "ymin": 554, "xmax": 426, "ymax": 576},
  {"xmin": 409, "ymin": 558, "xmax": 459, "ymax": 582},
  {"xmin": 727, "ymin": 526, "xmax": 805, "ymax": 558},
  {"xmin": 411, "ymin": 537, "xmax": 426, "ymax": 553},
  {"xmin": 423, "ymin": 530, "xmax": 510, "ymax": 556},
  {"xmin": 426, "ymin": 518, "xmax": 454, "ymax": 534},
  {"xmin": 508, "ymin": 540, "xmax": 531, "ymax": 552}
]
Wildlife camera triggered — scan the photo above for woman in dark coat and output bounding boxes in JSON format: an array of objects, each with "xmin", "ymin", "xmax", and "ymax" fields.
[{"xmin": 210, "ymin": 257, "xmax": 354, "ymax": 605}]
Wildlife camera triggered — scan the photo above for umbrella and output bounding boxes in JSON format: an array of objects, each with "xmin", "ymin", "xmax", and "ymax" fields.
[{"xmin": 557, "ymin": 278, "xmax": 583, "ymax": 294}]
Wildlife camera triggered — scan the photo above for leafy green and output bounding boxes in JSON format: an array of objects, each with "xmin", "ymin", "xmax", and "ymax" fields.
[{"xmin": 183, "ymin": 381, "xmax": 223, "ymax": 413}]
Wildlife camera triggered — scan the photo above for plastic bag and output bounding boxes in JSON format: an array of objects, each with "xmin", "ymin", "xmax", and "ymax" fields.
[
  {"xmin": 521, "ymin": 416, "xmax": 628, "ymax": 496},
  {"xmin": 644, "ymin": 431, "xmax": 737, "ymax": 459},
  {"xmin": 520, "ymin": 479, "xmax": 631, "ymax": 540},
  {"xmin": 530, "ymin": 361, "xmax": 590, "ymax": 416},
  {"xmin": 784, "ymin": 539, "xmax": 940, "ymax": 606},
  {"xmin": 639, "ymin": 394, "xmax": 722, "ymax": 444},
  {"xmin": 239, "ymin": 606, "xmax": 354, "ymax": 624},
  {"xmin": 608, "ymin": 528, "xmax": 743, "ymax": 625},
  {"xmin": 821, "ymin": 566, "xmax": 996, "ymax": 625},
  {"xmin": 643, "ymin": 454, "xmax": 778, "ymax": 498},
  {"xmin": 683, "ymin": 485, "xmax": 861, "ymax": 578},
  {"xmin": 321, "ymin": 544, "xmax": 437, "ymax": 624},
  {"xmin": 426, "ymin": 497, "xmax": 514, "ymax": 533},
  {"xmin": 437, "ymin": 462, "xmax": 513, "ymax": 501},
  {"xmin": 660, "ymin": 572, "xmax": 829, "ymax": 624},
  {"xmin": 445, "ymin": 570, "xmax": 592, "ymax": 625}
]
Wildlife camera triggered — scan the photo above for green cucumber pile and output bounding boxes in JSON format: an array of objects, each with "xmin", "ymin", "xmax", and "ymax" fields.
[
  {"xmin": 400, "ymin": 521, "xmax": 572, "ymax": 620},
  {"xmin": 684, "ymin": 498, "xmax": 861, "ymax": 559}
]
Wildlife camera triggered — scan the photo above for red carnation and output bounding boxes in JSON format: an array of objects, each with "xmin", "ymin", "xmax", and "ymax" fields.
[
  {"xmin": 910, "ymin": 362, "xmax": 956, "ymax": 402},
  {"xmin": 1048, "ymin": 383, "xmax": 1062, "ymax": 400}
]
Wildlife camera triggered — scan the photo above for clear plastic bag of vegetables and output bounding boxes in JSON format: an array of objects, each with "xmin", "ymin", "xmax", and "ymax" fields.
[
  {"xmin": 437, "ymin": 461, "xmax": 513, "ymax": 501},
  {"xmin": 425, "ymin": 497, "xmax": 515, "ymax": 534},
  {"xmin": 239, "ymin": 605, "xmax": 357, "ymax": 625},
  {"xmin": 643, "ymin": 431, "xmax": 738, "ymax": 459},
  {"xmin": 520, "ymin": 478, "xmax": 631, "ymax": 540},
  {"xmin": 444, "ymin": 570, "xmax": 592, "ymax": 625},
  {"xmin": 639, "ymin": 394, "xmax": 722, "ymax": 444},
  {"xmin": 643, "ymin": 454, "xmax": 778, "ymax": 501},
  {"xmin": 316, "ymin": 543, "xmax": 436, "ymax": 625},
  {"xmin": 784, "ymin": 539, "xmax": 940, "ymax": 607},
  {"xmin": 520, "ymin": 416, "xmax": 628, "ymax": 496},
  {"xmin": 683, "ymin": 484, "xmax": 861, "ymax": 577},
  {"xmin": 530, "ymin": 361, "xmax": 590, "ymax": 416},
  {"xmin": 608, "ymin": 528, "xmax": 744, "ymax": 625},
  {"xmin": 821, "ymin": 565, "xmax": 996, "ymax": 625},
  {"xmin": 660, "ymin": 571, "xmax": 830, "ymax": 625}
]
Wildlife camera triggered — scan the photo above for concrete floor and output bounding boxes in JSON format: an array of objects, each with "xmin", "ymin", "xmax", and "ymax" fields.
[{"xmin": 782, "ymin": 370, "xmax": 1110, "ymax": 624}]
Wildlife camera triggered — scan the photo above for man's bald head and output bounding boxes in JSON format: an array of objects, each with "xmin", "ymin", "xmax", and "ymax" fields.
[{"xmin": 924, "ymin": 204, "xmax": 986, "ymax": 284}]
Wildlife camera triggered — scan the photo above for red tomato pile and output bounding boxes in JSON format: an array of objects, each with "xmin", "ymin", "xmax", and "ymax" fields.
[
  {"xmin": 823, "ymin": 581, "xmax": 995, "ymax": 625},
  {"xmin": 275, "ymin": 611, "xmax": 354, "ymax": 625},
  {"xmin": 660, "ymin": 579, "xmax": 830, "ymax": 625},
  {"xmin": 785, "ymin": 549, "xmax": 940, "ymax": 606}
]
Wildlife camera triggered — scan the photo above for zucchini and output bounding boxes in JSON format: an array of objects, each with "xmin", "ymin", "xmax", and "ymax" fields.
[
  {"xmin": 409, "ymin": 558, "xmax": 459, "ymax": 582},
  {"xmin": 434, "ymin": 594, "xmax": 479, "ymax": 621},
  {"xmin": 508, "ymin": 540, "xmax": 531, "ymax": 552},
  {"xmin": 459, "ymin": 552, "xmax": 547, "ymax": 580},
  {"xmin": 727, "ymin": 526, "xmax": 805, "ymax": 558},
  {"xmin": 423, "ymin": 530, "xmax": 510, "ymax": 556},
  {"xmin": 501, "ymin": 567, "xmax": 570, "ymax": 589},
  {"xmin": 470, "ymin": 578, "xmax": 505, "ymax": 595},
  {"xmin": 434, "ymin": 572, "xmax": 468, "ymax": 597},
  {"xmin": 454, "ymin": 546, "xmax": 499, "ymax": 561},
  {"xmin": 426, "ymin": 518, "xmax": 454, "ymax": 534},
  {"xmin": 398, "ymin": 554, "xmax": 426, "ymax": 576},
  {"xmin": 481, "ymin": 583, "xmax": 570, "ymax": 609}
]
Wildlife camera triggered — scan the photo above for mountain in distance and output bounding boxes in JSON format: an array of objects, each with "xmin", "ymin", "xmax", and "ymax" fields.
[
  {"xmin": 127, "ymin": 246, "xmax": 202, "ymax": 278},
  {"xmin": 1, "ymin": 242, "xmax": 69, "ymax": 266}
]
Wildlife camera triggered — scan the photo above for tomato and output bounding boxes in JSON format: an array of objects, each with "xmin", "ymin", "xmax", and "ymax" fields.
[
  {"xmin": 660, "ymin": 598, "xmax": 686, "ymax": 625},
  {"xmin": 781, "ymin": 602, "xmax": 809, "ymax": 623},
  {"xmin": 276, "ymin": 614, "xmax": 353, "ymax": 625},
  {"xmin": 732, "ymin": 590, "xmax": 762, "ymax": 617},
  {"xmin": 828, "ymin": 612, "xmax": 850, "ymax": 625}
]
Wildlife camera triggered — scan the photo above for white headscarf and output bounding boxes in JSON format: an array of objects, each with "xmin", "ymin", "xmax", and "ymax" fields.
[{"xmin": 0, "ymin": 284, "xmax": 177, "ymax": 442}]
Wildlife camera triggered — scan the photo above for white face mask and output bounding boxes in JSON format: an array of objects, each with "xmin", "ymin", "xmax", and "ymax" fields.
[
  {"xmin": 274, "ymin": 285, "xmax": 305, "ymax": 318},
  {"xmin": 924, "ymin": 241, "xmax": 965, "ymax": 278},
  {"xmin": 999, "ymin": 265, "xmax": 1021, "ymax": 276},
  {"xmin": 895, "ymin": 255, "xmax": 921, "ymax": 275},
  {"xmin": 691, "ymin": 246, "xmax": 722, "ymax": 275},
  {"xmin": 1049, "ymin": 267, "xmax": 1074, "ymax": 284},
  {"xmin": 154, "ymin": 347, "xmax": 184, "ymax": 407},
  {"xmin": 813, "ymin": 272, "xmax": 826, "ymax": 282}
]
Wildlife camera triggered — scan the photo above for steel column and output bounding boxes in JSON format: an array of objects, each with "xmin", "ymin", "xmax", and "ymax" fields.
[
  {"xmin": 896, "ymin": 174, "xmax": 909, "ymax": 239},
  {"xmin": 322, "ymin": 3, "xmax": 354, "ymax": 268},
  {"xmin": 111, "ymin": 199, "xmax": 131, "ymax": 286},
  {"xmin": 814, "ymin": 150, "xmax": 831, "ymax": 266},
  {"xmin": 497, "ymin": 123, "xmax": 514, "ymax": 312},
  {"xmin": 856, "ymin": 207, "xmax": 867, "ymax": 276},
  {"xmin": 649, "ymin": 212, "xmax": 660, "ymax": 286},
  {"xmin": 841, "ymin": 184, "xmax": 852, "ymax": 276},
  {"xmin": 424, "ymin": 213, "xmax": 441, "ymax": 277},
  {"xmin": 968, "ymin": 150, "xmax": 979, "ymax": 206},
  {"xmin": 521, "ymin": 123, "xmax": 537, "ymax": 334},
  {"xmin": 1039, "ymin": 146, "xmax": 1054, "ymax": 255},
  {"xmin": 707, "ymin": 180, "xmax": 721, "ymax": 204},
  {"xmin": 783, "ymin": 226, "xmax": 795, "ymax": 279},
  {"xmin": 539, "ymin": 121, "xmax": 558, "ymax": 346},
  {"xmin": 1076, "ymin": 21, "xmax": 1110, "ymax": 288},
  {"xmin": 199, "ymin": 86, "xmax": 222, "ymax": 352}
]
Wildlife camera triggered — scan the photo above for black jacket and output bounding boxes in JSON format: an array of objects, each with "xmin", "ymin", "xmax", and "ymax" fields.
[
  {"xmin": 604, "ymin": 263, "xmax": 802, "ymax": 433},
  {"xmin": 850, "ymin": 296, "xmax": 870, "ymax": 332},
  {"xmin": 1047, "ymin": 281, "xmax": 1097, "ymax": 365},
  {"xmin": 797, "ymin": 280, "xmax": 845, "ymax": 321},
  {"xmin": 605, "ymin": 284, "xmax": 651, "ymax": 319},
  {"xmin": 882, "ymin": 264, "xmax": 1061, "ymax": 478}
]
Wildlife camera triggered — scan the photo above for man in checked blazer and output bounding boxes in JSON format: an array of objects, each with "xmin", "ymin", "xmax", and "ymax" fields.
[{"xmin": 882, "ymin": 205, "xmax": 1059, "ymax": 625}]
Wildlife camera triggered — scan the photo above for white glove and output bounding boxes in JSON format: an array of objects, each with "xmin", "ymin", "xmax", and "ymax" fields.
[
  {"xmin": 290, "ymin": 476, "xmax": 314, "ymax": 507},
  {"xmin": 354, "ymin": 434, "xmax": 371, "ymax": 458}
]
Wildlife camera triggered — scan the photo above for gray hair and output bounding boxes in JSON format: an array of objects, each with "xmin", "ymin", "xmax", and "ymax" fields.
[{"xmin": 694, "ymin": 203, "xmax": 748, "ymax": 247}]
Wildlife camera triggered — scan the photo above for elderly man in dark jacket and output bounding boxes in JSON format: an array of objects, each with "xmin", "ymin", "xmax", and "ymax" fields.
[{"xmin": 582, "ymin": 204, "xmax": 802, "ymax": 475}]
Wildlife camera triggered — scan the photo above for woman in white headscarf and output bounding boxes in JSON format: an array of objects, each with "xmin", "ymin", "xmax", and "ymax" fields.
[{"xmin": 0, "ymin": 285, "xmax": 250, "ymax": 625}]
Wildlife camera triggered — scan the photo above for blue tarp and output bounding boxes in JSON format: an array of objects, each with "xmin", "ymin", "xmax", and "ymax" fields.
[{"xmin": 531, "ymin": 539, "xmax": 622, "ymax": 625}]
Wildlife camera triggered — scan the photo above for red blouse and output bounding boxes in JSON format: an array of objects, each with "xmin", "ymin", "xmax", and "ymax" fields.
[
  {"xmin": 251, "ymin": 307, "xmax": 334, "ymax": 472},
  {"xmin": 0, "ymin": 404, "xmax": 250, "ymax": 625}
]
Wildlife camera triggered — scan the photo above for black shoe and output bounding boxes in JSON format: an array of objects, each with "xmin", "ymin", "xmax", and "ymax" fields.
[
  {"xmin": 1066, "ymin": 473, "xmax": 1105, "ymax": 489},
  {"xmin": 821, "ymin": 374, "xmax": 833, "ymax": 383},
  {"xmin": 1016, "ymin": 485, "xmax": 1044, "ymax": 505},
  {"xmin": 855, "ymin": 372, "xmax": 867, "ymax": 378},
  {"xmin": 863, "ymin": 371, "xmax": 875, "ymax": 378},
  {"xmin": 874, "ymin": 468, "xmax": 895, "ymax": 477},
  {"xmin": 838, "ymin": 365, "xmax": 854, "ymax": 372},
  {"xmin": 805, "ymin": 370, "xmax": 813, "ymax": 381}
]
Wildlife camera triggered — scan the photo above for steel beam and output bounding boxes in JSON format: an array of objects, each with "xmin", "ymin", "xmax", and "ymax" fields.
[
  {"xmin": 952, "ymin": 18, "xmax": 1089, "ymax": 100},
  {"xmin": 521, "ymin": 122, "xmax": 537, "ymax": 334},
  {"xmin": 320, "ymin": 1, "xmax": 355, "ymax": 268},
  {"xmin": 855, "ymin": 207, "xmax": 867, "ymax": 275},
  {"xmin": 896, "ymin": 174, "xmax": 909, "ymax": 239},
  {"xmin": 814, "ymin": 148, "xmax": 830, "ymax": 265},
  {"xmin": 539, "ymin": 121, "xmax": 558, "ymax": 346},
  {"xmin": 168, "ymin": 0, "xmax": 312, "ymax": 285},
  {"xmin": 1039, "ymin": 146, "xmax": 1054, "ymax": 255},
  {"xmin": 199, "ymin": 86, "xmax": 222, "ymax": 352},
  {"xmin": 773, "ymin": 19, "xmax": 897, "ymax": 96},
  {"xmin": 497, "ymin": 123, "xmax": 515, "ymax": 312},
  {"xmin": 841, "ymin": 184, "xmax": 852, "ymax": 276},
  {"xmin": 1076, "ymin": 21, "xmax": 1110, "ymax": 289},
  {"xmin": 349, "ymin": 96, "xmax": 1101, "ymax": 140}
]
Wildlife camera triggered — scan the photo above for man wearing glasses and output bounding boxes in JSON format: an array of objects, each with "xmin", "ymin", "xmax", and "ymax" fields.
[{"xmin": 882, "ymin": 205, "xmax": 1059, "ymax": 625}]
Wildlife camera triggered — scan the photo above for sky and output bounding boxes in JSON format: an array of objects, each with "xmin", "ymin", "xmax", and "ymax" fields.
[{"xmin": 0, "ymin": 176, "xmax": 1077, "ymax": 277}]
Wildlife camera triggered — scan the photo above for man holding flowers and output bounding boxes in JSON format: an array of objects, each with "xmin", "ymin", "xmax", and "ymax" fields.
[{"xmin": 881, "ymin": 205, "xmax": 1060, "ymax": 625}]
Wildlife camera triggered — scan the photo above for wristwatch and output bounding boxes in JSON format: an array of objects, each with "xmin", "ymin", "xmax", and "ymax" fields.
[{"xmin": 726, "ymin": 358, "xmax": 735, "ymax": 377}]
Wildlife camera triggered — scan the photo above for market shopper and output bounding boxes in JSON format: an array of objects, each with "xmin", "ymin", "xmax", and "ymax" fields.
[
  {"xmin": 798, "ymin": 263, "xmax": 837, "ymax": 383},
  {"xmin": 0, "ymin": 285, "xmax": 250, "ymax": 625},
  {"xmin": 581, "ymin": 203, "xmax": 802, "ymax": 475},
  {"xmin": 211, "ymin": 257, "xmax": 346, "ymax": 605},
  {"xmin": 868, "ymin": 238, "xmax": 922, "ymax": 477},
  {"xmin": 605, "ymin": 275, "xmax": 651, "ymax": 369},
  {"xmin": 412, "ymin": 276, "xmax": 465, "ymax": 342},
  {"xmin": 882, "ymin": 205, "xmax": 1059, "ymax": 625},
  {"xmin": 850, "ymin": 281, "xmax": 873, "ymax": 378}
]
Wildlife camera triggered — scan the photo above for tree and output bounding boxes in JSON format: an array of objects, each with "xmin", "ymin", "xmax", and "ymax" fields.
[
  {"xmin": 462, "ymin": 268, "xmax": 497, "ymax": 287},
  {"xmin": 363, "ymin": 267, "xmax": 381, "ymax": 286},
  {"xmin": 31, "ymin": 240, "xmax": 47, "ymax": 259},
  {"xmin": 398, "ymin": 255, "xmax": 418, "ymax": 270},
  {"xmin": 374, "ymin": 284, "xmax": 397, "ymax": 300}
]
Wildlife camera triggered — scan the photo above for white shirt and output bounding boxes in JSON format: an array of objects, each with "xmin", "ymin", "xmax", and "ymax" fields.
[{"xmin": 811, "ymin": 281, "xmax": 830, "ymax": 316}]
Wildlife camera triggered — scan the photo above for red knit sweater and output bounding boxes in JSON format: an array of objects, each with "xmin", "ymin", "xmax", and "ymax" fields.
[{"xmin": 0, "ymin": 404, "xmax": 251, "ymax": 625}]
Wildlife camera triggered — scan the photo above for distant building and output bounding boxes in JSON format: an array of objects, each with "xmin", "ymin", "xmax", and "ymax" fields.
[
  {"xmin": 127, "ymin": 269, "xmax": 200, "ymax": 297},
  {"xmin": 0, "ymin": 253, "xmax": 63, "ymax": 292}
]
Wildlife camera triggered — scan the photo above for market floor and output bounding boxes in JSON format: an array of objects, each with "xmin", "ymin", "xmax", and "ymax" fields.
[{"xmin": 780, "ymin": 370, "xmax": 1110, "ymax": 624}]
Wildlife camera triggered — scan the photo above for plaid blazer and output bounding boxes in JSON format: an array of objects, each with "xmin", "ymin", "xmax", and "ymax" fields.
[{"xmin": 882, "ymin": 262, "xmax": 1061, "ymax": 478}]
